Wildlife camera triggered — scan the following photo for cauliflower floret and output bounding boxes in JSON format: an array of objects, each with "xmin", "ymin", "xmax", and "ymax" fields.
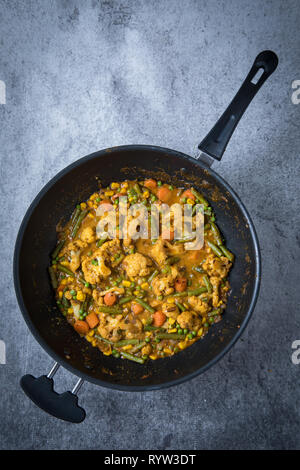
[
  {"xmin": 67, "ymin": 239, "xmax": 88, "ymax": 273},
  {"xmin": 122, "ymin": 253, "xmax": 152, "ymax": 278},
  {"xmin": 188, "ymin": 296, "xmax": 210, "ymax": 315},
  {"xmin": 177, "ymin": 311, "xmax": 201, "ymax": 330},
  {"xmin": 202, "ymin": 253, "xmax": 231, "ymax": 278},
  {"xmin": 210, "ymin": 276, "xmax": 221, "ymax": 308},
  {"xmin": 82, "ymin": 240, "xmax": 122, "ymax": 284},
  {"xmin": 97, "ymin": 314, "xmax": 123, "ymax": 343},
  {"xmin": 141, "ymin": 344, "xmax": 152, "ymax": 356},
  {"xmin": 152, "ymin": 266, "xmax": 179, "ymax": 296},
  {"xmin": 119, "ymin": 314, "xmax": 143, "ymax": 339},
  {"xmin": 150, "ymin": 239, "xmax": 168, "ymax": 267},
  {"xmin": 92, "ymin": 289, "xmax": 104, "ymax": 306},
  {"xmin": 161, "ymin": 302, "xmax": 179, "ymax": 320},
  {"xmin": 80, "ymin": 226, "xmax": 96, "ymax": 244}
]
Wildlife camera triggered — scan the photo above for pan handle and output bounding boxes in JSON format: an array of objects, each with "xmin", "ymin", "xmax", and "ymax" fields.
[
  {"xmin": 198, "ymin": 50, "xmax": 278, "ymax": 162},
  {"xmin": 20, "ymin": 362, "xmax": 86, "ymax": 423}
]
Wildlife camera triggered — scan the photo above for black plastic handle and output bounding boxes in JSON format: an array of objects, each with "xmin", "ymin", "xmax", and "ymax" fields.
[
  {"xmin": 198, "ymin": 50, "xmax": 278, "ymax": 161},
  {"xmin": 20, "ymin": 374, "xmax": 86, "ymax": 423}
]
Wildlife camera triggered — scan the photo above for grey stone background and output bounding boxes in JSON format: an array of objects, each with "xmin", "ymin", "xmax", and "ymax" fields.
[{"xmin": 0, "ymin": 0, "xmax": 299, "ymax": 450}]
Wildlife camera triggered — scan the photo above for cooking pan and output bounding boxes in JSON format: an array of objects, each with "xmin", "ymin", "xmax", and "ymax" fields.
[{"xmin": 14, "ymin": 51, "xmax": 278, "ymax": 423}]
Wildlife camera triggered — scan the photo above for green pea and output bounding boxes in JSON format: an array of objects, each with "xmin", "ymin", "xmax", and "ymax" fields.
[
  {"xmin": 177, "ymin": 329, "xmax": 183, "ymax": 334},
  {"xmin": 155, "ymin": 337, "xmax": 160, "ymax": 343},
  {"xmin": 183, "ymin": 329, "xmax": 188, "ymax": 335},
  {"xmin": 142, "ymin": 355, "xmax": 148, "ymax": 361},
  {"xmin": 204, "ymin": 322, "xmax": 209, "ymax": 327},
  {"xmin": 145, "ymin": 337, "xmax": 150, "ymax": 343},
  {"xmin": 70, "ymin": 290, "xmax": 76, "ymax": 296},
  {"xmin": 85, "ymin": 282, "xmax": 90, "ymax": 288},
  {"xmin": 187, "ymin": 333, "xmax": 193, "ymax": 340},
  {"xmin": 157, "ymin": 181, "xmax": 162, "ymax": 186}
]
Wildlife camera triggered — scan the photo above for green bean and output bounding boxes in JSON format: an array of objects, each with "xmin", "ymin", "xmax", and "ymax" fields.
[
  {"xmin": 134, "ymin": 183, "xmax": 142, "ymax": 196},
  {"xmin": 219, "ymin": 245, "xmax": 235, "ymax": 262},
  {"xmin": 56, "ymin": 264, "xmax": 75, "ymax": 277},
  {"xmin": 206, "ymin": 240, "xmax": 223, "ymax": 257},
  {"xmin": 119, "ymin": 296, "xmax": 134, "ymax": 305},
  {"xmin": 171, "ymin": 287, "xmax": 207, "ymax": 298},
  {"xmin": 48, "ymin": 266, "xmax": 57, "ymax": 289},
  {"xmin": 156, "ymin": 333, "xmax": 186, "ymax": 340},
  {"xmin": 176, "ymin": 237, "xmax": 196, "ymax": 244},
  {"xmin": 144, "ymin": 325, "xmax": 165, "ymax": 331},
  {"xmin": 121, "ymin": 351, "xmax": 145, "ymax": 364},
  {"xmin": 208, "ymin": 308, "xmax": 221, "ymax": 317},
  {"xmin": 210, "ymin": 222, "xmax": 223, "ymax": 246},
  {"xmin": 202, "ymin": 274, "xmax": 212, "ymax": 293},
  {"xmin": 96, "ymin": 236, "xmax": 108, "ymax": 248},
  {"xmin": 115, "ymin": 339, "xmax": 140, "ymax": 347},
  {"xmin": 166, "ymin": 256, "xmax": 180, "ymax": 265},
  {"xmin": 82, "ymin": 294, "xmax": 91, "ymax": 313},
  {"xmin": 51, "ymin": 240, "xmax": 65, "ymax": 259},
  {"xmin": 95, "ymin": 334, "xmax": 114, "ymax": 345},
  {"xmin": 188, "ymin": 287, "xmax": 207, "ymax": 296},
  {"xmin": 135, "ymin": 298, "xmax": 155, "ymax": 313},
  {"xmin": 98, "ymin": 305, "xmax": 123, "ymax": 315},
  {"xmin": 175, "ymin": 301, "xmax": 186, "ymax": 312},
  {"xmin": 148, "ymin": 269, "xmax": 159, "ymax": 284},
  {"xmin": 62, "ymin": 294, "xmax": 70, "ymax": 308},
  {"xmin": 71, "ymin": 209, "xmax": 89, "ymax": 238},
  {"xmin": 70, "ymin": 206, "xmax": 81, "ymax": 230},
  {"xmin": 191, "ymin": 188, "xmax": 209, "ymax": 207},
  {"xmin": 130, "ymin": 341, "xmax": 146, "ymax": 354}
]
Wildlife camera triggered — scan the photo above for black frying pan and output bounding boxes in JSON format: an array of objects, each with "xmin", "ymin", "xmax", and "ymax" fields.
[{"xmin": 14, "ymin": 51, "xmax": 278, "ymax": 423}]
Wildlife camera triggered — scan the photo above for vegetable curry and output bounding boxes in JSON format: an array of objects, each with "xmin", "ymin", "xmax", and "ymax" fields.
[{"xmin": 49, "ymin": 179, "xmax": 234, "ymax": 365}]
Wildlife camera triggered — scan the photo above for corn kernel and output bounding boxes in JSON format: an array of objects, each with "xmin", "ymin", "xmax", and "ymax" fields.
[
  {"xmin": 103, "ymin": 350, "xmax": 112, "ymax": 356},
  {"xmin": 149, "ymin": 354, "xmax": 157, "ymax": 360},
  {"xmin": 90, "ymin": 193, "xmax": 97, "ymax": 200},
  {"xmin": 88, "ymin": 200, "xmax": 93, "ymax": 207},
  {"xmin": 111, "ymin": 182, "xmax": 120, "ymax": 189},
  {"xmin": 88, "ymin": 213, "xmax": 95, "ymax": 218},
  {"xmin": 187, "ymin": 198, "xmax": 195, "ymax": 205},
  {"xmin": 167, "ymin": 297, "xmax": 175, "ymax": 304},
  {"xmin": 168, "ymin": 317, "xmax": 175, "ymax": 325},
  {"xmin": 91, "ymin": 340, "xmax": 97, "ymax": 347},
  {"xmin": 143, "ymin": 190, "xmax": 150, "ymax": 198},
  {"xmin": 128, "ymin": 197, "xmax": 134, "ymax": 202},
  {"xmin": 122, "ymin": 344, "xmax": 133, "ymax": 351},
  {"xmin": 141, "ymin": 282, "xmax": 149, "ymax": 290},
  {"xmin": 168, "ymin": 328, "xmax": 177, "ymax": 333},
  {"xmin": 122, "ymin": 280, "xmax": 131, "ymax": 287},
  {"xmin": 120, "ymin": 188, "xmax": 127, "ymax": 194},
  {"xmin": 178, "ymin": 341, "xmax": 186, "ymax": 350},
  {"xmin": 163, "ymin": 347, "xmax": 172, "ymax": 354},
  {"xmin": 122, "ymin": 182, "xmax": 129, "ymax": 188},
  {"xmin": 202, "ymin": 317, "xmax": 207, "ymax": 324},
  {"xmin": 60, "ymin": 260, "xmax": 69, "ymax": 267},
  {"xmin": 198, "ymin": 328, "xmax": 203, "ymax": 336},
  {"xmin": 67, "ymin": 307, "xmax": 73, "ymax": 314},
  {"xmin": 76, "ymin": 291, "xmax": 85, "ymax": 301},
  {"xmin": 141, "ymin": 318, "xmax": 147, "ymax": 325},
  {"xmin": 80, "ymin": 202, "xmax": 87, "ymax": 209},
  {"xmin": 86, "ymin": 336, "xmax": 92, "ymax": 342},
  {"xmin": 105, "ymin": 190, "xmax": 114, "ymax": 197},
  {"xmin": 146, "ymin": 331, "xmax": 152, "ymax": 337},
  {"xmin": 58, "ymin": 291, "xmax": 63, "ymax": 299},
  {"xmin": 133, "ymin": 290, "xmax": 139, "ymax": 296}
]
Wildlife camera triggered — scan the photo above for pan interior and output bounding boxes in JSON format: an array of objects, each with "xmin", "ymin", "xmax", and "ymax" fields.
[{"xmin": 14, "ymin": 146, "xmax": 259, "ymax": 389}]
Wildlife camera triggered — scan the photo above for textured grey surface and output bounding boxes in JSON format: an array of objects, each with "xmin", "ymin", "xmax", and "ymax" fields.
[{"xmin": 0, "ymin": 0, "xmax": 299, "ymax": 450}]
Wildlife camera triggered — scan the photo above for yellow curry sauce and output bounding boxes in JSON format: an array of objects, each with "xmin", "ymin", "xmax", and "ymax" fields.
[{"xmin": 48, "ymin": 179, "xmax": 234, "ymax": 364}]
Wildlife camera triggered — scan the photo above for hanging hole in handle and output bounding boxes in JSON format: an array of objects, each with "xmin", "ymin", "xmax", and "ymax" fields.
[{"xmin": 251, "ymin": 67, "xmax": 264, "ymax": 85}]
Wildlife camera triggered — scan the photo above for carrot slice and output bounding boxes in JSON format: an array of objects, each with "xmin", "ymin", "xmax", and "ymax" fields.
[
  {"xmin": 86, "ymin": 313, "xmax": 99, "ymax": 329},
  {"xmin": 175, "ymin": 277, "xmax": 187, "ymax": 292},
  {"xmin": 74, "ymin": 320, "xmax": 90, "ymax": 335},
  {"xmin": 153, "ymin": 311, "xmax": 166, "ymax": 327},
  {"xmin": 182, "ymin": 189, "xmax": 195, "ymax": 200},
  {"xmin": 104, "ymin": 292, "xmax": 117, "ymax": 306},
  {"xmin": 144, "ymin": 179, "xmax": 157, "ymax": 190},
  {"xmin": 157, "ymin": 187, "xmax": 172, "ymax": 203},
  {"xmin": 131, "ymin": 302, "xmax": 144, "ymax": 315}
]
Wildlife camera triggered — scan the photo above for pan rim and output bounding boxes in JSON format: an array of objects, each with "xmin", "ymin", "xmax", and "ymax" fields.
[{"xmin": 13, "ymin": 144, "xmax": 261, "ymax": 391}]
